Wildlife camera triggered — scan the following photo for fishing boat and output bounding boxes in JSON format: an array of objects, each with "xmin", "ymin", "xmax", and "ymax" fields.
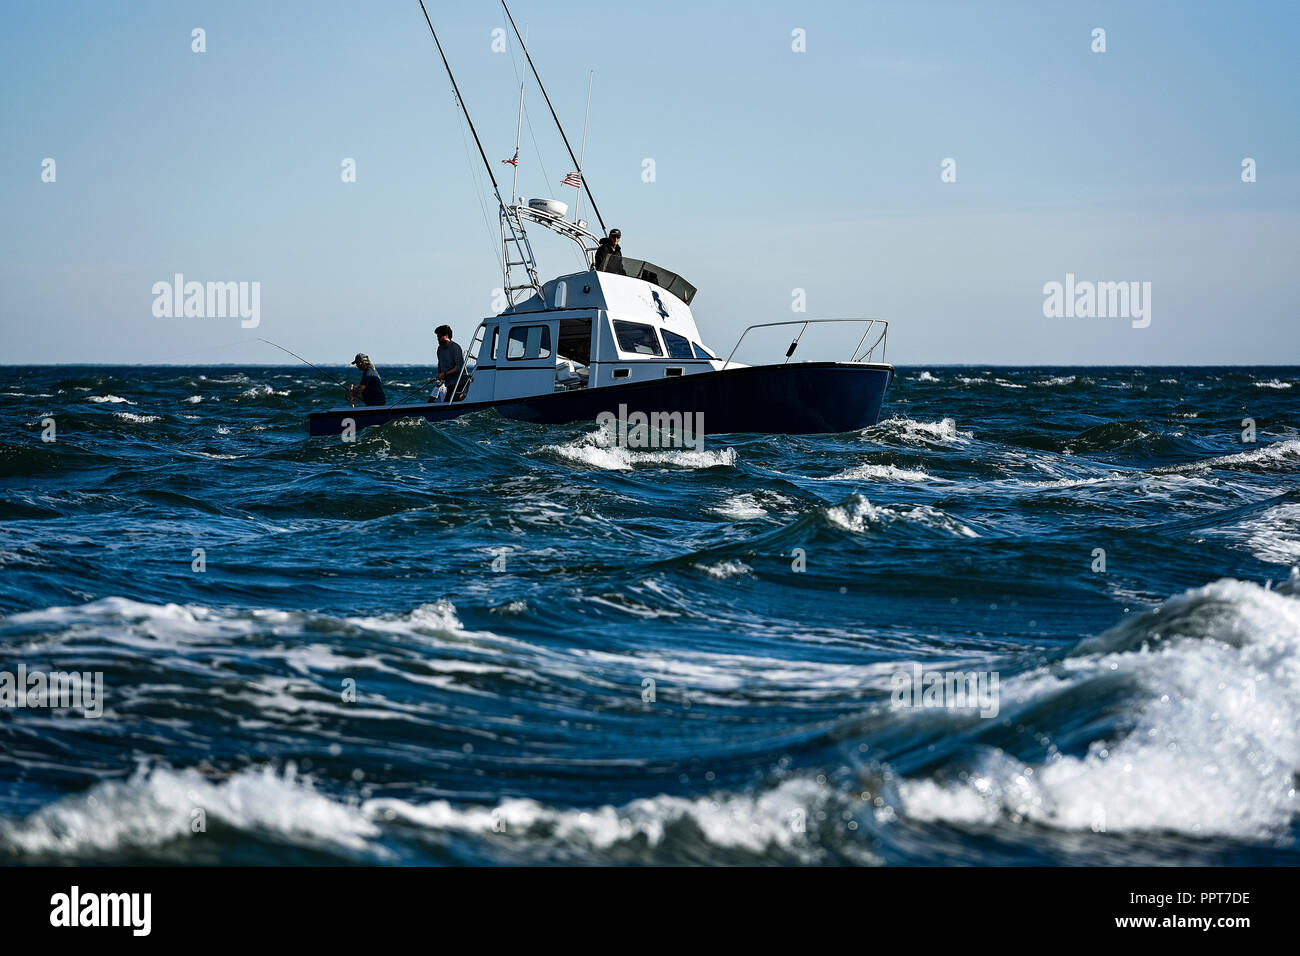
[{"xmin": 308, "ymin": 2, "xmax": 894, "ymax": 439}]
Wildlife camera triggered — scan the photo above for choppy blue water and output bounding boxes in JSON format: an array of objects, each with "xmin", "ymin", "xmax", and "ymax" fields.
[{"xmin": 0, "ymin": 364, "xmax": 1297, "ymax": 865}]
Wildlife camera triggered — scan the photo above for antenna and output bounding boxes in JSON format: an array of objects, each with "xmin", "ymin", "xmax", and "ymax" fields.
[
  {"xmin": 501, "ymin": 1, "xmax": 608, "ymax": 235},
  {"xmin": 510, "ymin": 80, "xmax": 524, "ymax": 206},
  {"xmin": 508, "ymin": 23, "xmax": 530, "ymax": 207},
  {"xmin": 575, "ymin": 70, "xmax": 593, "ymax": 224}
]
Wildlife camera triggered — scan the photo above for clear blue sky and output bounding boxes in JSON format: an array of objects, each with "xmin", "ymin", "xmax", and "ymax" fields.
[{"xmin": 1, "ymin": 0, "xmax": 1297, "ymax": 365}]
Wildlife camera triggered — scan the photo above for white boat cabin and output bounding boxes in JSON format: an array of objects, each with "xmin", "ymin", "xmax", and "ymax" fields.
[{"xmin": 457, "ymin": 260, "xmax": 734, "ymax": 403}]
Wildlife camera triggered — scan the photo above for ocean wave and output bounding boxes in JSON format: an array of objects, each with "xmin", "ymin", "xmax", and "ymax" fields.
[
  {"xmin": 543, "ymin": 431, "xmax": 737, "ymax": 471},
  {"xmin": 896, "ymin": 577, "xmax": 1300, "ymax": 840},
  {"xmin": 1221, "ymin": 502, "xmax": 1300, "ymax": 565},
  {"xmin": 695, "ymin": 559, "xmax": 753, "ymax": 579},
  {"xmin": 825, "ymin": 463, "xmax": 931, "ymax": 482},
  {"xmin": 1156, "ymin": 438, "xmax": 1300, "ymax": 475},
  {"xmin": 823, "ymin": 494, "xmax": 979, "ymax": 538},
  {"xmin": 365, "ymin": 775, "xmax": 877, "ymax": 864},
  {"xmin": 861, "ymin": 417, "xmax": 971, "ymax": 446},
  {"xmin": 0, "ymin": 765, "xmax": 383, "ymax": 861},
  {"xmin": 710, "ymin": 494, "xmax": 768, "ymax": 519}
]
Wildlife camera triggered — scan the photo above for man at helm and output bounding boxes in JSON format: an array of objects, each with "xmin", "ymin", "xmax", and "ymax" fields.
[{"xmin": 593, "ymin": 228, "xmax": 622, "ymax": 272}]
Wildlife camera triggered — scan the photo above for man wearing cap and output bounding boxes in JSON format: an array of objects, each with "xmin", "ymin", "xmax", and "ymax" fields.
[
  {"xmin": 434, "ymin": 325, "xmax": 465, "ymax": 402},
  {"xmin": 593, "ymin": 228, "xmax": 623, "ymax": 272},
  {"xmin": 348, "ymin": 353, "xmax": 387, "ymax": 407}
]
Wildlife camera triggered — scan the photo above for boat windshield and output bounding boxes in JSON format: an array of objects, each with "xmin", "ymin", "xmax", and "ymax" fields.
[{"xmin": 603, "ymin": 257, "xmax": 698, "ymax": 305}]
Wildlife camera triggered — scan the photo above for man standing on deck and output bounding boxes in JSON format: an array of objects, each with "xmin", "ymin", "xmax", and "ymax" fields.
[
  {"xmin": 593, "ymin": 228, "xmax": 622, "ymax": 272},
  {"xmin": 348, "ymin": 353, "xmax": 387, "ymax": 407},
  {"xmin": 435, "ymin": 325, "xmax": 465, "ymax": 402}
]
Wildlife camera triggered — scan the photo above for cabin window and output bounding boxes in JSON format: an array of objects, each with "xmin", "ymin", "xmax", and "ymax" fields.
[
  {"xmin": 557, "ymin": 317, "xmax": 593, "ymax": 367},
  {"xmin": 664, "ymin": 367, "xmax": 683, "ymax": 377},
  {"xmin": 612, "ymin": 368, "xmax": 630, "ymax": 380},
  {"xmin": 691, "ymin": 342, "xmax": 716, "ymax": 360},
  {"xmin": 613, "ymin": 320, "xmax": 662, "ymax": 356},
  {"xmin": 662, "ymin": 330, "xmax": 694, "ymax": 359},
  {"xmin": 507, "ymin": 324, "xmax": 552, "ymax": 360},
  {"xmin": 489, "ymin": 327, "xmax": 499, "ymax": 361},
  {"xmin": 610, "ymin": 259, "xmax": 698, "ymax": 306}
]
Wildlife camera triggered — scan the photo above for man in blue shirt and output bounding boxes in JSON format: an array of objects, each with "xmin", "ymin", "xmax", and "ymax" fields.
[
  {"xmin": 348, "ymin": 353, "xmax": 387, "ymax": 407},
  {"xmin": 435, "ymin": 325, "xmax": 465, "ymax": 402}
]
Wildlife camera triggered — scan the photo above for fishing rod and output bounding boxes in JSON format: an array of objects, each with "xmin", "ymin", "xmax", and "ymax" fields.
[
  {"xmin": 501, "ymin": 1, "xmax": 607, "ymax": 235},
  {"xmin": 418, "ymin": 0, "xmax": 535, "ymax": 289},
  {"xmin": 258, "ymin": 338, "xmax": 353, "ymax": 396},
  {"xmin": 388, "ymin": 373, "xmax": 443, "ymax": 408}
]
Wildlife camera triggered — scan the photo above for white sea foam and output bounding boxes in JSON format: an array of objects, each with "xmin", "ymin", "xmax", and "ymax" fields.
[
  {"xmin": 916, "ymin": 371, "xmax": 939, "ymax": 382},
  {"xmin": 866, "ymin": 417, "xmax": 971, "ymax": 445},
  {"xmin": 710, "ymin": 494, "xmax": 767, "ymax": 519},
  {"xmin": 3, "ymin": 755, "xmax": 864, "ymax": 862},
  {"xmin": 184, "ymin": 395, "xmax": 203, "ymax": 404},
  {"xmin": 1157, "ymin": 438, "xmax": 1300, "ymax": 475},
  {"xmin": 87, "ymin": 395, "xmax": 134, "ymax": 405},
  {"xmin": 113, "ymin": 412, "xmax": 161, "ymax": 423},
  {"xmin": 897, "ymin": 578, "xmax": 1300, "ymax": 839},
  {"xmin": 826, "ymin": 463, "xmax": 931, "ymax": 482},
  {"xmin": 1254, "ymin": 379, "xmax": 1293, "ymax": 390},
  {"xmin": 0, "ymin": 765, "xmax": 382, "ymax": 859},
  {"xmin": 544, "ymin": 432, "xmax": 736, "ymax": 471},
  {"xmin": 825, "ymin": 494, "xmax": 978, "ymax": 537},
  {"xmin": 695, "ymin": 559, "xmax": 753, "ymax": 579},
  {"xmin": 1223, "ymin": 503, "xmax": 1300, "ymax": 565},
  {"xmin": 364, "ymin": 775, "xmax": 872, "ymax": 862}
]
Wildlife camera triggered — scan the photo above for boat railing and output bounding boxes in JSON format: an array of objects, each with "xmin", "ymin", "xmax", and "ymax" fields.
[{"xmin": 721, "ymin": 318, "xmax": 889, "ymax": 370}]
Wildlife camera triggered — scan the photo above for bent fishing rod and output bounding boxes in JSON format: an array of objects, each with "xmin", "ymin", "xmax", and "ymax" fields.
[{"xmin": 258, "ymin": 338, "xmax": 354, "ymax": 399}]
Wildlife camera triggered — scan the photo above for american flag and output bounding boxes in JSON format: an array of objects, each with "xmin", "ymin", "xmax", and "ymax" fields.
[
  {"xmin": 501, "ymin": 150, "xmax": 519, "ymax": 168},
  {"xmin": 562, "ymin": 171, "xmax": 582, "ymax": 189}
]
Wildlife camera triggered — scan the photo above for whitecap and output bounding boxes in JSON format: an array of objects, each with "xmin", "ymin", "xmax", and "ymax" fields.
[
  {"xmin": 695, "ymin": 559, "xmax": 753, "ymax": 579},
  {"xmin": 897, "ymin": 578, "xmax": 1300, "ymax": 839},
  {"xmin": 710, "ymin": 494, "xmax": 767, "ymax": 519},
  {"xmin": 824, "ymin": 463, "xmax": 930, "ymax": 482}
]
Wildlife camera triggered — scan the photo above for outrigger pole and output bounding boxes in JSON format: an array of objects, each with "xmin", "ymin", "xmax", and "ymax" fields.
[
  {"xmin": 417, "ymin": 0, "xmax": 537, "ymax": 294},
  {"xmin": 501, "ymin": 1, "xmax": 608, "ymax": 235}
]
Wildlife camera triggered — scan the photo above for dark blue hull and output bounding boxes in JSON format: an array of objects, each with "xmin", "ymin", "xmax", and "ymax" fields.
[{"xmin": 307, "ymin": 362, "xmax": 894, "ymax": 437}]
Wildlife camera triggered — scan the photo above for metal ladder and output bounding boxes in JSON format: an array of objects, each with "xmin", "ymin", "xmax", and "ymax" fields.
[
  {"xmin": 500, "ymin": 208, "xmax": 541, "ymax": 306},
  {"xmin": 447, "ymin": 324, "xmax": 486, "ymax": 403}
]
